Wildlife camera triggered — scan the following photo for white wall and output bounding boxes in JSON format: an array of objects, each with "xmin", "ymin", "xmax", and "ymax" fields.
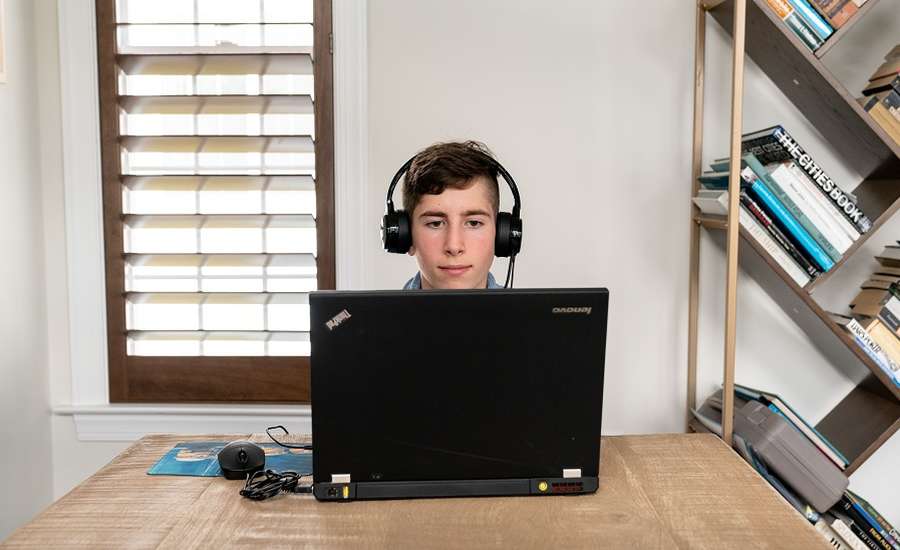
[
  {"xmin": 7, "ymin": 0, "xmax": 898, "ymax": 534},
  {"xmin": 0, "ymin": 0, "xmax": 54, "ymax": 540}
]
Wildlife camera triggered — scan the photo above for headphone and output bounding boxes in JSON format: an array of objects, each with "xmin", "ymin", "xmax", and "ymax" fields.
[{"xmin": 381, "ymin": 152, "xmax": 523, "ymax": 258}]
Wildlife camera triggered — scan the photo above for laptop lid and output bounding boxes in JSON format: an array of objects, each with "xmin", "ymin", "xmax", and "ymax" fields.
[{"xmin": 310, "ymin": 288, "xmax": 608, "ymax": 495}]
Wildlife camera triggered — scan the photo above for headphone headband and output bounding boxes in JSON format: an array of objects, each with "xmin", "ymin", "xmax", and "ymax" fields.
[{"xmin": 385, "ymin": 151, "xmax": 521, "ymax": 218}]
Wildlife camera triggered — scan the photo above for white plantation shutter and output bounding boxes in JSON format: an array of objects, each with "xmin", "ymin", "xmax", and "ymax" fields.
[{"xmin": 97, "ymin": 0, "xmax": 334, "ymax": 402}]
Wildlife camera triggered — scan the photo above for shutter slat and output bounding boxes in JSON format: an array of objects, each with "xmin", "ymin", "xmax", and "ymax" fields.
[{"xmin": 114, "ymin": 0, "xmax": 320, "ymax": 357}]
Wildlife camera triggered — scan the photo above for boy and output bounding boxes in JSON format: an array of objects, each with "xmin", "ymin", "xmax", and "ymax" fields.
[{"xmin": 399, "ymin": 141, "xmax": 504, "ymax": 290}]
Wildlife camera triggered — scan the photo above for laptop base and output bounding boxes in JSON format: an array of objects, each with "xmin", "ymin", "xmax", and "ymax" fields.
[{"xmin": 313, "ymin": 477, "xmax": 599, "ymax": 502}]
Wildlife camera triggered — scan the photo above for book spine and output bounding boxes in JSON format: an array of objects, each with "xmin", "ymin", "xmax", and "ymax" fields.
[
  {"xmin": 839, "ymin": 498, "xmax": 894, "ymax": 550},
  {"xmin": 740, "ymin": 192, "xmax": 819, "ymax": 279},
  {"xmin": 786, "ymin": 162, "xmax": 861, "ymax": 243},
  {"xmin": 738, "ymin": 206, "xmax": 812, "ymax": 287},
  {"xmin": 765, "ymin": 0, "xmax": 824, "ymax": 50},
  {"xmin": 855, "ymin": 498, "xmax": 900, "ymax": 549},
  {"xmin": 762, "ymin": 160, "xmax": 846, "ymax": 261},
  {"xmin": 744, "ymin": 168, "xmax": 835, "ymax": 271},
  {"xmin": 817, "ymin": 518, "xmax": 852, "ymax": 550},
  {"xmin": 849, "ymin": 332, "xmax": 898, "ymax": 384},
  {"xmin": 743, "ymin": 126, "xmax": 871, "ymax": 233},
  {"xmin": 833, "ymin": 518, "xmax": 874, "ymax": 550},
  {"xmin": 847, "ymin": 498, "xmax": 900, "ymax": 550},
  {"xmin": 787, "ymin": 0, "xmax": 835, "ymax": 39},
  {"xmin": 841, "ymin": 317, "xmax": 898, "ymax": 373},
  {"xmin": 786, "ymin": 10, "xmax": 826, "ymax": 50}
]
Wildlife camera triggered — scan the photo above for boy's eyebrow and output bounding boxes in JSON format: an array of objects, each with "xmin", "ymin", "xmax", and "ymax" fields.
[{"xmin": 417, "ymin": 209, "xmax": 493, "ymax": 218}]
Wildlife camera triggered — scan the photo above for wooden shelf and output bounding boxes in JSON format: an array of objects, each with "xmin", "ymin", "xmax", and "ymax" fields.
[
  {"xmin": 703, "ymin": 225, "xmax": 900, "ymax": 466},
  {"xmin": 710, "ymin": 0, "xmax": 900, "ymax": 180},
  {"xmin": 816, "ymin": 374, "xmax": 900, "ymax": 474}
]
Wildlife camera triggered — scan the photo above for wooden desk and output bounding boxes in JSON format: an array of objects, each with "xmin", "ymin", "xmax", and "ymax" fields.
[{"xmin": 3, "ymin": 433, "xmax": 827, "ymax": 549}]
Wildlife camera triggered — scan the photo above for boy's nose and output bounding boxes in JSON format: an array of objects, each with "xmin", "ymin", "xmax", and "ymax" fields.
[{"xmin": 444, "ymin": 224, "xmax": 465, "ymax": 255}]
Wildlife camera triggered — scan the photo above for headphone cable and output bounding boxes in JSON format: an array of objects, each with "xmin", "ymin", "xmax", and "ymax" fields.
[{"xmin": 504, "ymin": 255, "xmax": 517, "ymax": 289}]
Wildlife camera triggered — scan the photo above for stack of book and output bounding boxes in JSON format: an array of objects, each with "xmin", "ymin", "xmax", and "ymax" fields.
[
  {"xmin": 765, "ymin": 0, "xmax": 868, "ymax": 52},
  {"xmin": 831, "ymin": 246, "xmax": 900, "ymax": 389},
  {"xmin": 693, "ymin": 125, "xmax": 871, "ymax": 288},
  {"xmin": 693, "ymin": 385, "xmax": 898, "ymax": 550},
  {"xmin": 820, "ymin": 492, "xmax": 900, "ymax": 550},
  {"xmin": 860, "ymin": 44, "xmax": 900, "ymax": 146}
]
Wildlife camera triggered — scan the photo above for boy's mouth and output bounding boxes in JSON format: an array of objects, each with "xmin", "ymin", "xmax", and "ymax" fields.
[{"xmin": 439, "ymin": 265, "xmax": 472, "ymax": 276}]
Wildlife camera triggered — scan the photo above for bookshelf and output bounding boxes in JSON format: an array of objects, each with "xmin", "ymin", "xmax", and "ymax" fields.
[{"xmin": 688, "ymin": 0, "xmax": 900, "ymax": 476}]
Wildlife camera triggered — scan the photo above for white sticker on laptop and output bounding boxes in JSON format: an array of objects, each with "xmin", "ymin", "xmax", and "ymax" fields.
[{"xmin": 326, "ymin": 309, "xmax": 352, "ymax": 331}]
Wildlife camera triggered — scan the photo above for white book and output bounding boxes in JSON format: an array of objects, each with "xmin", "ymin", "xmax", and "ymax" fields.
[
  {"xmin": 739, "ymin": 206, "xmax": 811, "ymax": 287},
  {"xmin": 770, "ymin": 163, "xmax": 854, "ymax": 253},
  {"xmin": 830, "ymin": 518, "xmax": 869, "ymax": 550},
  {"xmin": 816, "ymin": 517, "xmax": 852, "ymax": 549},
  {"xmin": 784, "ymin": 161, "xmax": 861, "ymax": 243}
]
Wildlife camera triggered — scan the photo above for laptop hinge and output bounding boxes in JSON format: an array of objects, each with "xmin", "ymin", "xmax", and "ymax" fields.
[{"xmin": 563, "ymin": 468, "xmax": 581, "ymax": 479}]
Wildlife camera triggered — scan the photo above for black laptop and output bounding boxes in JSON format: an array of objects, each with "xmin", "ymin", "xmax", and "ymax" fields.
[{"xmin": 309, "ymin": 288, "xmax": 608, "ymax": 501}]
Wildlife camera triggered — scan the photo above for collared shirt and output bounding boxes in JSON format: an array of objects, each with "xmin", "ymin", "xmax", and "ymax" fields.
[{"xmin": 402, "ymin": 272, "xmax": 502, "ymax": 290}]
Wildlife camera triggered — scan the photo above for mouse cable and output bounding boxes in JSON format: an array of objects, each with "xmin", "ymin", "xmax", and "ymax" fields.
[
  {"xmin": 266, "ymin": 425, "xmax": 313, "ymax": 451},
  {"xmin": 240, "ymin": 469, "xmax": 313, "ymax": 500}
]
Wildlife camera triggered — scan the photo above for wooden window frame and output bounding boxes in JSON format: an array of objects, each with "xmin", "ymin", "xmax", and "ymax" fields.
[{"xmin": 95, "ymin": 0, "xmax": 335, "ymax": 403}]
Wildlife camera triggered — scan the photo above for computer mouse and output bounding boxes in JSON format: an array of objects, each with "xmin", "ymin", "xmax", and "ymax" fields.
[{"xmin": 217, "ymin": 441, "xmax": 265, "ymax": 480}]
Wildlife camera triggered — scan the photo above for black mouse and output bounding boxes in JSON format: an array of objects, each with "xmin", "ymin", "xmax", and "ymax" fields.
[{"xmin": 218, "ymin": 441, "xmax": 265, "ymax": 480}]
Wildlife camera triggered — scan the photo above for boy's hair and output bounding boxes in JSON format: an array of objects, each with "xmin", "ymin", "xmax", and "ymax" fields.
[{"xmin": 402, "ymin": 141, "xmax": 500, "ymax": 216}]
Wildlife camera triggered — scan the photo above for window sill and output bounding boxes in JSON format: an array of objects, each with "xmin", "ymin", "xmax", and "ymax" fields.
[{"xmin": 53, "ymin": 404, "xmax": 312, "ymax": 442}]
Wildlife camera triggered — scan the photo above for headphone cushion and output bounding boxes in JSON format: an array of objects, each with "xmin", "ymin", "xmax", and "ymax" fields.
[
  {"xmin": 495, "ymin": 212, "xmax": 522, "ymax": 258},
  {"xmin": 382, "ymin": 210, "xmax": 412, "ymax": 253}
]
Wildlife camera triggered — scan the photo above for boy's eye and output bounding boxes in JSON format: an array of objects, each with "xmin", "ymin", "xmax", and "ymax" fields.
[
  {"xmin": 465, "ymin": 220, "xmax": 484, "ymax": 228},
  {"xmin": 424, "ymin": 220, "xmax": 444, "ymax": 228}
]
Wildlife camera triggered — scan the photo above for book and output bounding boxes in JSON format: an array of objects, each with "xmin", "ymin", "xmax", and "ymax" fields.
[
  {"xmin": 747, "ymin": 154, "xmax": 846, "ymax": 262},
  {"xmin": 766, "ymin": 0, "xmax": 825, "ymax": 51},
  {"xmin": 834, "ymin": 506, "xmax": 891, "ymax": 550},
  {"xmin": 832, "ymin": 515, "xmax": 878, "ymax": 550},
  {"xmin": 147, "ymin": 441, "xmax": 313, "ymax": 477},
  {"xmin": 887, "ymin": 45, "xmax": 900, "ymax": 61},
  {"xmin": 739, "ymin": 201, "xmax": 813, "ymax": 285},
  {"xmin": 782, "ymin": 161, "xmax": 861, "ymax": 243},
  {"xmin": 858, "ymin": 318, "xmax": 900, "ymax": 384},
  {"xmin": 880, "ymin": 90, "xmax": 900, "ymax": 121},
  {"xmin": 742, "ymin": 166, "xmax": 835, "ymax": 271},
  {"xmin": 870, "ymin": 58, "xmax": 900, "ymax": 82},
  {"xmin": 861, "ymin": 96, "xmax": 900, "ymax": 145},
  {"xmin": 787, "ymin": 0, "xmax": 835, "ymax": 40},
  {"xmin": 832, "ymin": 313, "xmax": 900, "ymax": 376},
  {"xmin": 766, "ymin": 160, "xmax": 850, "ymax": 259},
  {"xmin": 811, "ymin": 0, "xmax": 859, "ymax": 28},
  {"xmin": 847, "ymin": 491, "xmax": 900, "ymax": 549},
  {"xmin": 741, "ymin": 126, "xmax": 871, "ymax": 234},
  {"xmin": 741, "ymin": 189, "xmax": 820, "ymax": 279},
  {"xmin": 841, "ymin": 493, "xmax": 900, "ymax": 550},
  {"xmin": 817, "ymin": 514, "xmax": 856, "ymax": 549},
  {"xmin": 864, "ymin": 75, "xmax": 900, "ymax": 97}
]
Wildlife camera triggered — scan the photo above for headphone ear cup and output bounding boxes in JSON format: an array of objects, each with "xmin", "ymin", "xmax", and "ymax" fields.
[
  {"xmin": 382, "ymin": 210, "xmax": 412, "ymax": 253},
  {"xmin": 495, "ymin": 212, "xmax": 522, "ymax": 258}
]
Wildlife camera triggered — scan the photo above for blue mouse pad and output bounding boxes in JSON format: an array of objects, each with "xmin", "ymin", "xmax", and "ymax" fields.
[{"xmin": 148, "ymin": 441, "xmax": 313, "ymax": 477}]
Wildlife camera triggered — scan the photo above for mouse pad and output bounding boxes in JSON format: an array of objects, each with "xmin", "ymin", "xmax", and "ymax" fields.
[{"xmin": 148, "ymin": 441, "xmax": 313, "ymax": 477}]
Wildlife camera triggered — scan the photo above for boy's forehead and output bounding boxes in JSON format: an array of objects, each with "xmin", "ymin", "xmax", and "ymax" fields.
[{"xmin": 413, "ymin": 177, "xmax": 495, "ymax": 216}]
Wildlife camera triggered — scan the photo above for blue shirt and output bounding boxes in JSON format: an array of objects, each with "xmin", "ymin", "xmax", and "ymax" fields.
[{"xmin": 403, "ymin": 272, "xmax": 502, "ymax": 290}]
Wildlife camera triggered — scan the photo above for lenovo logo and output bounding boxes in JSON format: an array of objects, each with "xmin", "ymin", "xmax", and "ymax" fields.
[
  {"xmin": 552, "ymin": 307, "xmax": 592, "ymax": 315},
  {"xmin": 326, "ymin": 309, "xmax": 352, "ymax": 331}
]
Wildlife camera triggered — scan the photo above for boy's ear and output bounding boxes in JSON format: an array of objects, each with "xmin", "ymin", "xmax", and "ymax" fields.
[{"xmin": 407, "ymin": 242, "xmax": 416, "ymax": 256}]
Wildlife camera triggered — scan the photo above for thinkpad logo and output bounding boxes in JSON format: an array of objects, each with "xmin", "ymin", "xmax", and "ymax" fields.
[
  {"xmin": 552, "ymin": 307, "xmax": 592, "ymax": 315},
  {"xmin": 326, "ymin": 309, "xmax": 352, "ymax": 331}
]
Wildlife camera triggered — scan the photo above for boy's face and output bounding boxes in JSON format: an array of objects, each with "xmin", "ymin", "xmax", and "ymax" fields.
[{"xmin": 408, "ymin": 177, "xmax": 496, "ymax": 289}]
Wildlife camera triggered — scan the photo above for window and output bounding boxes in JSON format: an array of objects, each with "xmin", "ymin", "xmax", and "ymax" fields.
[{"xmin": 95, "ymin": 0, "xmax": 334, "ymax": 402}]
